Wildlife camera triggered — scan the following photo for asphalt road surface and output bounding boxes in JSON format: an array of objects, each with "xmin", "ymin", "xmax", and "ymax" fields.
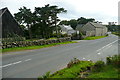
[{"xmin": 2, "ymin": 34, "xmax": 119, "ymax": 78}]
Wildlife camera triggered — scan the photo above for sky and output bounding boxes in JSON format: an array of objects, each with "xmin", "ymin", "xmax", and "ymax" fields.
[{"xmin": 0, "ymin": 0, "xmax": 119, "ymax": 25}]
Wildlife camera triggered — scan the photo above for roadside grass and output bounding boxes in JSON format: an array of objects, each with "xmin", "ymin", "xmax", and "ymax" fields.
[
  {"xmin": 83, "ymin": 36, "xmax": 107, "ymax": 40},
  {"xmin": 43, "ymin": 61, "xmax": 94, "ymax": 78},
  {"xmin": 2, "ymin": 41, "xmax": 77, "ymax": 53},
  {"xmin": 88, "ymin": 65, "xmax": 119, "ymax": 78},
  {"xmin": 39, "ymin": 54, "xmax": 120, "ymax": 79},
  {"xmin": 0, "ymin": 49, "xmax": 2, "ymax": 53},
  {"xmin": 112, "ymin": 32, "xmax": 120, "ymax": 36},
  {"xmin": 88, "ymin": 54, "xmax": 120, "ymax": 78}
]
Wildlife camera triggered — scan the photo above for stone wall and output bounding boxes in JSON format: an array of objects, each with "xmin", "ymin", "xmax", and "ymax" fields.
[{"xmin": 2, "ymin": 37, "xmax": 71, "ymax": 49}]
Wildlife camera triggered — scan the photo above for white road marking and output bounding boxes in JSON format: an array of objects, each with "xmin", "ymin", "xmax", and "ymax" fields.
[
  {"xmin": 83, "ymin": 58, "xmax": 85, "ymax": 59},
  {"xmin": 88, "ymin": 60, "xmax": 91, "ymax": 61},
  {"xmin": 108, "ymin": 45, "xmax": 112, "ymax": 48},
  {"xmin": 97, "ymin": 53, "xmax": 101, "ymax": 55},
  {"xmin": 25, "ymin": 59, "xmax": 31, "ymax": 62},
  {"xmin": 96, "ymin": 40, "xmax": 118, "ymax": 52},
  {"xmin": 2, "ymin": 63, "xmax": 13, "ymax": 68},
  {"xmin": 13, "ymin": 61, "xmax": 22, "ymax": 65},
  {"xmin": 1, "ymin": 58, "xmax": 32, "ymax": 68},
  {"xmin": 2, "ymin": 61, "xmax": 22, "ymax": 68}
]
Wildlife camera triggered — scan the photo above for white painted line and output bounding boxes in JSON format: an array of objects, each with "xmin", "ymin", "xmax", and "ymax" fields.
[
  {"xmin": 25, "ymin": 59, "xmax": 31, "ymax": 62},
  {"xmin": 2, "ymin": 63, "xmax": 13, "ymax": 68},
  {"xmin": 88, "ymin": 60, "xmax": 91, "ymax": 61},
  {"xmin": 13, "ymin": 61, "xmax": 22, "ymax": 65},
  {"xmin": 83, "ymin": 58, "xmax": 85, "ymax": 59},
  {"xmin": 96, "ymin": 40, "xmax": 118, "ymax": 52},
  {"xmin": 108, "ymin": 45, "xmax": 112, "ymax": 48},
  {"xmin": 2, "ymin": 61, "xmax": 22, "ymax": 68},
  {"xmin": 97, "ymin": 53, "xmax": 101, "ymax": 55}
]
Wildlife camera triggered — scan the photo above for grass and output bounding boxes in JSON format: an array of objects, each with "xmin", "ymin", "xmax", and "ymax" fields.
[
  {"xmin": 112, "ymin": 32, "xmax": 120, "ymax": 36},
  {"xmin": 88, "ymin": 65, "xmax": 119, "ymax": 78},
  {"xmin": 83, "ymin": 36, "xmax": 107, "ymax": 40},
  {"xmin": 49, "ymin": 61, "xmax": 94, "ymax": 78},
  {"xmin": 39, "ymin": 55, "xmax": 120, "ymax": 79},
  {"xmin": 2, "ymin": 41, "xmax": 77, "ymax": 53},
  {"xmin": 88, "ymin": 54, "xmax": 120, "ymax": 78}
]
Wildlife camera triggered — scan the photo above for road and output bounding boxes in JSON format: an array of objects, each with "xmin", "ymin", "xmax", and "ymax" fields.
[{"xmin": 1, "ymin": 34, "xmax": 119, "ymax": 78}]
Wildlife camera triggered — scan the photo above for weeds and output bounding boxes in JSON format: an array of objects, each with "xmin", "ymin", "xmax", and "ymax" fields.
[
  {"xmin": 67, "ymin": 58, "xmax": 80, "ymax": 68},
  {"xmin": 91, "ymin": 60, "xmax": 105, "ymax": 72}
]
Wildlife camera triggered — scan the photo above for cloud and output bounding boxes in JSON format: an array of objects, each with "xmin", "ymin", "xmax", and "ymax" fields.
[{"xmin": 0, "ymin": 0, "xmax": 119, "ymax": 24}]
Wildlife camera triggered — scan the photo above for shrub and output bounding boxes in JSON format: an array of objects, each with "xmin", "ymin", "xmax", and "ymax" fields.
[
  {"xmin": 67, "ymin": 58, "xmax": 80, "ymax": 68},
  {"xmin": 106, "ymin": 55, "xmax": 120, "ymax": 67},
  {"xmin": 40, "ymin": 71, "xmax": 51, "ymax": 79},
  {"xmin": 92, "ymin": 60, "xmax": 105, "ymax": 72},
  {"xmin": 106, "ymin": 56, "xmax": 112, "ymax": 65}
]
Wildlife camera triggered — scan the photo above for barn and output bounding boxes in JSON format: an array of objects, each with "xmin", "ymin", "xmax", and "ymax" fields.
[
  {"xmin": 0, "ymin": 7, "xmax": 23, "ymax": 38},
  {"xmin": 76, "ymin": 22, "xmax": 108, "ymax": 37}
]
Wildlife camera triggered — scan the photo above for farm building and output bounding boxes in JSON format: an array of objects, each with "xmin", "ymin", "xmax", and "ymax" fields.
[
  {"xmin": 59, "ymin": 25, "xmax": 76, "ymax": 36},
  {"xmin": 76, "ymin": 22, "xmax": 108, "ymax": 37},
  {"xmin": 0, "ymin": 7, "xmax": 23, "ymax": 38}
]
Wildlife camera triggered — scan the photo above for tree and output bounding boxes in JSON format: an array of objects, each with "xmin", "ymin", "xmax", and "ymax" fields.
[
  {"xmin": 14, "ymin": 5, "xmax": 67, "ymax": 39},
  {"xmin": 34, "ymin": 4, "xmax": 67, "ymax": 38},
  {"xmin": 59, "ymin": 20, "xmax": 69, "ymax": 25},
  {"xmin": 68, "ymin": 19, "xmax": 78, "ymax": 30},
  {"xmin": 14, "ymin": 6, "xmax": 33, "ymax": 39},
  {"xmin": 77, "ymin": 17, "xmax": 95, "ymax": 24},
  {"xmin": 49, "ymin": 5, "xmax": 67, "ymax": 38}
]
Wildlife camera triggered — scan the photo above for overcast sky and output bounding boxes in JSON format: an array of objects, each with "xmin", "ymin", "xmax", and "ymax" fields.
[{"xmin": 0, "ymin": 0, "xmax": 119, "ymax": 24}]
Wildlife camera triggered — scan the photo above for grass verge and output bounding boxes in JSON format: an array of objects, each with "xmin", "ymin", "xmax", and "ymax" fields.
[
  {"xmin": 112, "ymin": 32, "xmax": 120, "ymax": 36},
  {"xmin": 40, "ymin": 61, "xmax": 94, "ymax": 78},
  {"xmin": 40, "ymin": 54, "xmax": 120, "ymax": 79},
  {"xmin": 88, "ymin": 65, "xmax": 119, "ymax": 78},
  {"xmin": 88, "ymin": 54, "xmax": 120, "ymax": 78},
  {"xmin": 2, "ymin": 41, "xmax": 77, "ymax": 53},
  {"xmin": 83, "ymin": 36, "xmax": 107, "ymax": 40}
]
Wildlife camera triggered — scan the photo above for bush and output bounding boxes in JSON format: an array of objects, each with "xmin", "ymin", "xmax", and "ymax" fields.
[
  {"xmin": 67, "ymin": 58, "xmax": 80, "ymax": 68},
  {"xmin": 40, "ymin": 71, "xmax": 51, "ymax": 79},
  {"xmin": 92, "ymin": 60, "xmax": 105, "ymax": 72},
  {"xmin": 106, "ymin": 56, "xmax": 112, "ymax": 65},
  {"xmin": 106, "ymin": 55, "xmax": 120, "ymax": 67}
]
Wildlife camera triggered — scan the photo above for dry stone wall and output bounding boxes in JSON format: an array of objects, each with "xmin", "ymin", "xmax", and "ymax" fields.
[{"xmin": 2, "ymin": 37, "xmax": 71, "ymax": 49}]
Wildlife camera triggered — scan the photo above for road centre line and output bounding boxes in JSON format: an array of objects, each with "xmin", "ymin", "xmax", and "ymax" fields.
[
  {"xmin": 83, "ymin": 58, "xmax": 85, "ymax": 59},
  {"xmin": 1, "ymin": 58, "xmax": 32, "ymax": 68},
  {"xmin": 97, "ymin": 52, "xmax": 101, "ymax": 55},
  {"xmin": 25, "ymin": 59, "xmax": 31, "ymax": 62},
  {"xmin": 2, "ymin": 61, "xmax": 22, "ymax": 68},
  {"xmin": 12, "ymin": 61, "xmax": 22, "ymax": 65},
  {"xmin": 96, "ymin": 40, "xmax": 118, "ymax": 52},
  {"xmin": 2, "ymin": 63, "xmax": 13, "ymax": 68}
]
